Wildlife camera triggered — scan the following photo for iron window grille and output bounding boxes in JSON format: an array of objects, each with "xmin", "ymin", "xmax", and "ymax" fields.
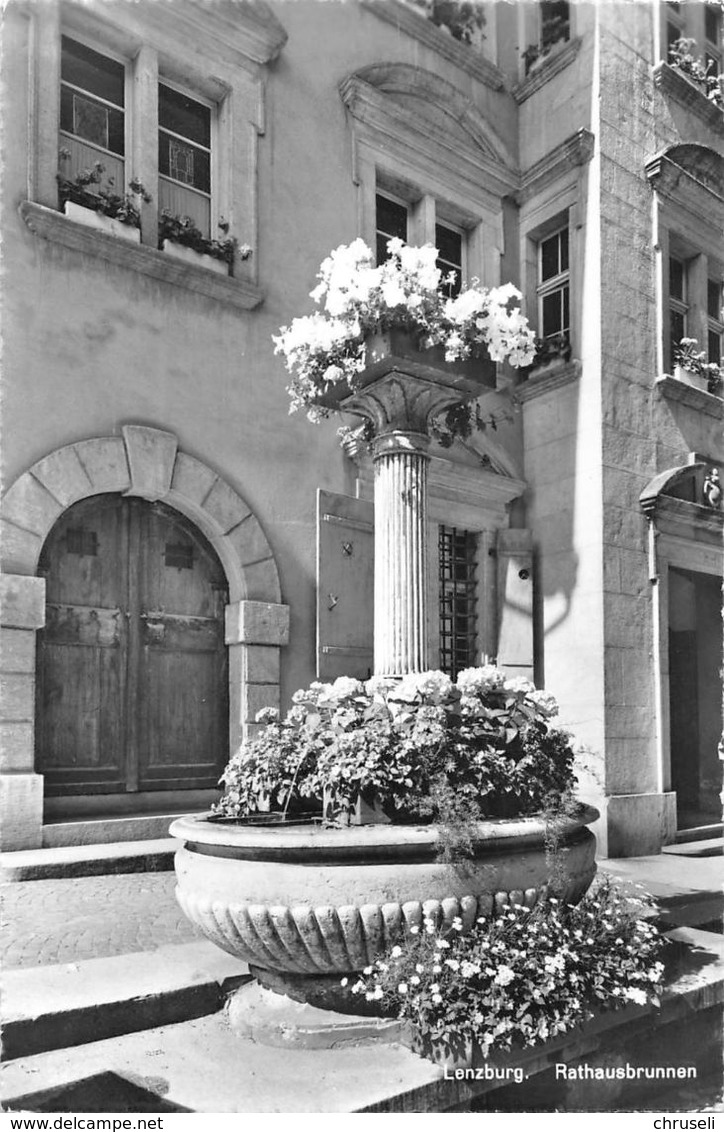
[{"xmin": 438, "ymin": 526, "xmax": 478, "ymax": 679}]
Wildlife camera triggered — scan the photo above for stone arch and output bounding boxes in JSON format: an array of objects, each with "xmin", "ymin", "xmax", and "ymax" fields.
[
  {"xmin": 0, "ymin": 424, "xmax": 281, "ymax": 603},
  {"xmin": 0, "ymin": 425, "xmax": 289, "ymax": 850}
]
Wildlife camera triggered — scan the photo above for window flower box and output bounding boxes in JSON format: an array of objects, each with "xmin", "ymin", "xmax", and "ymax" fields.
[
  {"xmin": 63, "ymin": 201, "xmax": 140, "ymax": 243},
  {"xmin": 673, "ymin": 363, "xmax": 709, "ymax": 392},
  {"xmin": 160, "ymin": 239, "xmax": 229, "ymax": 276}
]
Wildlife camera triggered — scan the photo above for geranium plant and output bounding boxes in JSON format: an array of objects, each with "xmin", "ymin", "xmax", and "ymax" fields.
[
  {"xmin": 214, "ymin": 666, "xmax": 581, "ymax": 854},
  {"xmin": 348, "ymin": 876, "xmax": 665, "ymax": 1064},
  {"xmin": 57, "ymin": 152, "xmax": 151, "ymax": 229},
  {"xmin": 673, "ymin": 337, "xmax": 723, "ymax": 396},
  {"xmin": 273, "ymin": 239, "xmax": 536, "ymax": 425},
  {"xmin": 158, "ymin": 210, "xmax": 252, "ymax": 269}
]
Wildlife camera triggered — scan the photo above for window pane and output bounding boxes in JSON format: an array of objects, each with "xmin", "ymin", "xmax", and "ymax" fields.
[
  {"xmin": 669, "ymin": 257, "xmax": 685, "ymax": 300},
  {"xmin": 159, "ymin": 84, "xmax": 211, "ymax": 148},
  {"xmin": 60, "ymin": 86, "xmax": 124, "ymax": 155},
  {"xmin": 670, "ymin": 309, "xmax": 685, "ymax": 353},
  {"xmin": 436, "ymin": 224, "xmax": 462, "ymax": 297},
  {"xmin": 542, "ymin": 289, "xmax": 563, "ymax": 337},
  {"xmin": 562, "ymin": 284, "xmax": 570, "ymax": 331},
  {"xmin": 376, "ymin": 194, "xmax": 408, "ymax": 245},
  {"xmin": 667, "ymin": 22, "xmax": 682, "ymax": 52},
  {"xmin": 435, "ymin": 223, "xmax": 462, "ymax": 266},
  {"xmin": 159, "ymin": 133, "xmax": 210, "ymax": 194},
  {"xmin": 541, "ymin": 0, "xmax": 570, "ymax": 48},
  {"xmin": 541, "ymin": 233, "xmax": 560, "ymax": 281},
  {"xmin": 709, "ymin": 328, "xmax": 722, "ymax": 365},
  {"xmin": 708, "ymin": 279, "xmax": 722, "ymax": 319},
  {"xmin": 61, "ymin": 37, "xmax": 125, "ymax": 107},
  {"xmin": 705, "ymin": 4, "xmax": 721, "ymax": 44},
  {"xmin": 559, "ymin": 227, "xmax": 569, "ymax": 272}
]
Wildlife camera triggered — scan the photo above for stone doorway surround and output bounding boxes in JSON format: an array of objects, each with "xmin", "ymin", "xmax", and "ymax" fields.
[
  {"xmin": 0, "ymin": 425, "xmax": 289, "ymax": 850},
  {"xmin": 636, "ymin": 459, "xmax": 724, "ymax": 849}
]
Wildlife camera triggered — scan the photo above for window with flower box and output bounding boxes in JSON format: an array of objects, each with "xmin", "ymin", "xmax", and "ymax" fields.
[
  {"xmin": 59, "ymin": 35, "xmax": 127, "ymax": 199},
  {"xmin": 159, "ymin": 82, "xmax": 214, "ymax": 239}
]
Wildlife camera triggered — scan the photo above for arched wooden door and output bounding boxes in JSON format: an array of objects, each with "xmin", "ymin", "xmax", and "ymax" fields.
[{"xmin": 36, "ymin": 494, "xmax": 229, "ymax": 796}]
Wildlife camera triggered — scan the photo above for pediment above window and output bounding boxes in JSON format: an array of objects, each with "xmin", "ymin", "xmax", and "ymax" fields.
[{"xmin": 340, "ymin": 63, "xmax": 518, "ymax": 198}]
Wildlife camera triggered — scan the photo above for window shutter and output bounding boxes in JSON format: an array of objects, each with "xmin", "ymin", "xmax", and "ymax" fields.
[
  {"xmin": 496, "ymin": 529, "xmax": 534, "ymax": 679},
  {"xmin": 317, "ymin": 489, "xmax": 374, "ymax": 680}
]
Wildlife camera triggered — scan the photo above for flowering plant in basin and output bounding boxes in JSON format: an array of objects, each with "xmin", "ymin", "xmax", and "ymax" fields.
[
  {"xmin": 349, "ymin": 876, "xmax": 665, "ymax": 1064},
  {"xmin": 273, "ymin": 238, "xmax": 536, "ymax": 424},
  {"xmin": 214, "ymin": 665, "xmax": 581, "ymax": 857}
]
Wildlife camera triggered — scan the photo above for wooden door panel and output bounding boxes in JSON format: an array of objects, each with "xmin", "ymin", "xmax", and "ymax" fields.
[
  {"xmin": 137, "ymin": 501, "xmax": 228, "ymax": 790},
  {"xmin": 37, "ymin": 495, "xmax": 128, "ymax": 793},
  {"xmin": 139, "ymin": 650, "xmax": 226, "ymax": 787},
  {"xmin": 37, "ymin": 639, "xmax": 126, "ymax": 790}
]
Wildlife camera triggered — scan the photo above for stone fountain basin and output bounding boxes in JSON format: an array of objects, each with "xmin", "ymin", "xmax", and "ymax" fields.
[{"xmin": 170, "ymin": 807, "xmax": 598, "ymax": 979}]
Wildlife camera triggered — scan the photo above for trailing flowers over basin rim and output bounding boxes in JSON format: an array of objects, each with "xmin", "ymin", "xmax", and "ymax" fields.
[{"xmin": 273, "ymin": 238, "xmax": 537, "ymax": 423}]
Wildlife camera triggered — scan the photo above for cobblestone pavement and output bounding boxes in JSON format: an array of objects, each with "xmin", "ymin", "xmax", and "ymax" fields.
[{"xmin": 1, "ymin": 872, "xmax": 203, "ymax": 970}]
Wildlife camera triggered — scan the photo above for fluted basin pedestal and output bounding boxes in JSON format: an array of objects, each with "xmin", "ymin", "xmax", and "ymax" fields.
[{"xmin": 170, "ymin": 806, "xmax": 598, "ymax": 1033}]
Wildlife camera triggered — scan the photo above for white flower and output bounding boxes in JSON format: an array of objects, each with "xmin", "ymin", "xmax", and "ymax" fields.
[
  {"xmin": 432, "ymin": 993, "xmax": 443, "ymax": 1004},
  {"xmin": 391, "ymin": 945, "xmax": 403, "ymax": 958},
  {"xmin": 398, "ymin": 982, "xmax": 409, "ymax": 994},
  {"xmin": 409, "ymin": 925, "xmax": 420, "ymax": 935},
  {"xmin": 623, "ymin": 987, "xmax": 648, "ymax": 1006},
  {"xmin": 457, "ymin": 665, "xmax": 505, "ymax": 696},
  {"xmin": 410, "ymin": 975, "xmax": 421, "ymax": 985},
  {"xmin": 340, "ymin": 977, "xmax": 348, "ymax": 987},
  {"xmin": 429, "ymin": 983, "xmax": 440, "ymax": 994},
  {"xmin": 493, "ymin": 965, "xmax": 516, "ymax": 987}
]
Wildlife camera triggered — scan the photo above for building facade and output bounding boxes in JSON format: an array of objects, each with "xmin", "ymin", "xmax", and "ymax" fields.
[{"xmin": 1, "ymin": 0, "xmax": 722, "ymax": 856}]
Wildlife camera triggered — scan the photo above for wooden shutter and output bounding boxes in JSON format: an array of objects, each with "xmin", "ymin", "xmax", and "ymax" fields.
[
  {"xmin": 317, "ymin": 489, "xmax": 374, "ymax": 680},
  {"xmin": 496, "ymin": 529, "xmax": 534, "ymax": 679}
]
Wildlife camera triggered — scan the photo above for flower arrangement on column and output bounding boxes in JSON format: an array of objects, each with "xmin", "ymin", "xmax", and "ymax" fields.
[{"xmin": 170, "ymin": 238, "xmax": 666, "ymax": 1064}]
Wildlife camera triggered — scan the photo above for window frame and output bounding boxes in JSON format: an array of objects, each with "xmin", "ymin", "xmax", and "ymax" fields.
[
  {"xmin": 707, "ymin": 278, "xmax": 724, "ymax": 365},
  {"xmin": 58, "ymin": 32, "xmax": 131, "ymax": 195},
  {"xmin": 536, "ymin": 224, "xmax": 571, "ymax": 343},
  {"xmin": 158, "ymin": 75, "xmax": 218, "ymax": 240}
]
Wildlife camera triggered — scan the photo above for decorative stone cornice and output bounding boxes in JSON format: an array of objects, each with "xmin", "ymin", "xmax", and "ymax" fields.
[
  {"xmin": 20, "ymin": 202, "xmax": 264, "ymax": 311},
  {"xmin": 652, "ymin": 62, "xmax": 724, "ymax": 136},
  {"xmin": 645, "ymin": 144, "xmax": 724, "ymax": 200},
  {"xmin": 516, "ymin": 129, "xmax": 595, "ymax": 205},
  {"xmin": 62, "ymin": 0, "xmax": 288, "ymax": 69},
  {"xmin": 339, "ymin": 69, "xmax": 518, "ymax": 195},
  {"xmin": 359, "ymin": 0, "xmax": 505, "ymax": 91},
  {"xmin": 511, "ymin": 38, "xmax": 582, "ymax": 105},
  {"xmin": 515, "ymin": 360, "xmax": 581, "ymax": 403},
  {"xmin": 655, "ymin": 375, "xmax": 724, "ymax": 420}
]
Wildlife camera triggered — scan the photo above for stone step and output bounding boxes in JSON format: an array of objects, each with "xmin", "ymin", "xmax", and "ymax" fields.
[
  {"xmin": 662, "ymin": 837, "xmax": 723, "ymax": 858},
  {"xmin": 42, "ymin": 812, "xmax": 192, "ymax": 848},
  {"xmin": 674, "ymin": 823, "xmax": 723, "ymax": 845},
  {"xmin": 1, "ymin": 941, "xmax": 250, "ymax": 1062},
  {"xmin": 2, "ymin": 928, "xmax": 722, "ymax": 1114},
  {"xmin": 0, "ymin": 837, "xmax": 178, "ymax": 881}
]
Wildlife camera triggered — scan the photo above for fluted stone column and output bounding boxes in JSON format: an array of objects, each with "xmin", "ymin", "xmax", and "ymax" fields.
[
  {"xmin": 373, "ymin": 431, "xmax": 430, "ymax": 675},
  {"xmin": 329, "ymin": 333, "xmax": 495, "ymax": 678}
]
